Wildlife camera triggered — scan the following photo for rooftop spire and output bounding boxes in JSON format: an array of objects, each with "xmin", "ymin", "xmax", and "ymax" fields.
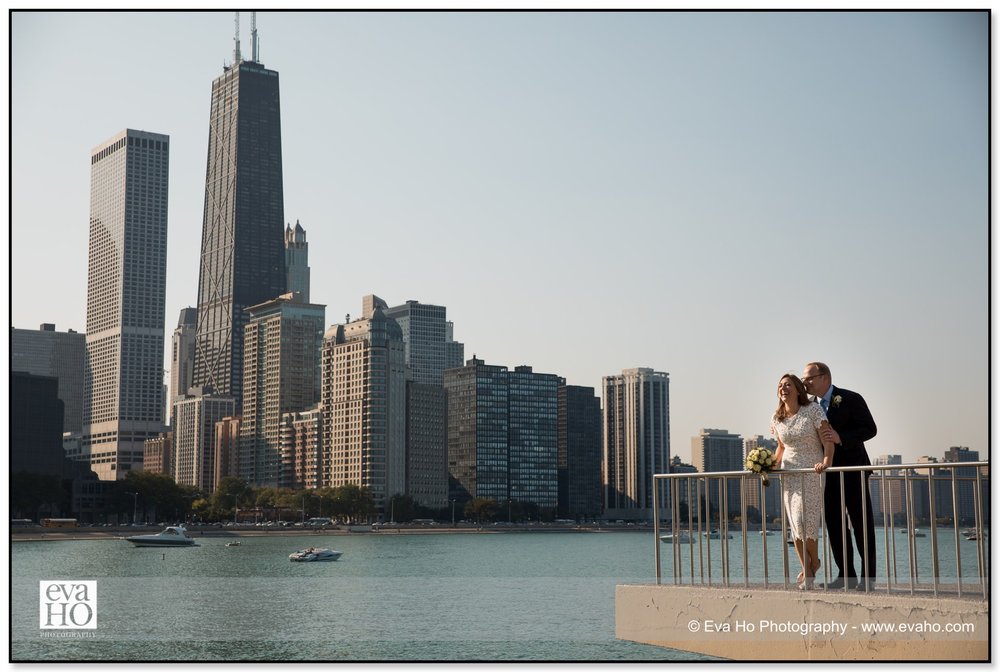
[
  {"xmin": 233, "ymin": 12, "xmax": 241, "ymax": 63},
  {"xmin": 251, "ymin": 11, "xmax": 259, "ymax": 62}
]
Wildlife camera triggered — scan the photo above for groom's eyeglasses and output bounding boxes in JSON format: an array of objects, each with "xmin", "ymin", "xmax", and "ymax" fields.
[{"xmin": 802, "ymin": 374, "xmax": 826, "ymax": 384}]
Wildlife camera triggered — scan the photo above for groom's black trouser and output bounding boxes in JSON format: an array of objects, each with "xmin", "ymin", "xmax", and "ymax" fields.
[{"xmin": 824, "ymin": 470, "xmax": 877, "ymax": 580}]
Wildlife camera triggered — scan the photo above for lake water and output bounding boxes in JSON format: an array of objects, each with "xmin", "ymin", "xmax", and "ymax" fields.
[{"xmin": 11, "ymin": 530, "xmax": 717, "ymax": 662}]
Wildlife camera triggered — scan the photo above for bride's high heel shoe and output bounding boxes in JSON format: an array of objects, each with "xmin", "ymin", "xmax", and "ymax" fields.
[{"xmin": 799, "ymin": 576, "xmax": 815, "ymax": 591}]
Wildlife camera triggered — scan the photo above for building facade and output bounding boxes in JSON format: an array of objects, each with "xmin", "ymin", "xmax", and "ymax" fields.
[
  {"xmin": 943, "ymin": 446, "xmax": 982, "ymax": 525},
  {"xmin": 169, "ymin": 308, "xmax": 198, "ymax": 427},
  {"xmin": 280, "ymin": 406, "xmax": 323, "ymax": 490},
  {"xmin": 557, "ymin": 384, "xmax": 602, "ymax": 520},
  {"xmin": 11, "ymin": 372, "xmax": 67, "ymax": 477},
  {"xmin": 405, "ymin": 382, "xmax": 449, "ymax": 508},
  {"xmin": 691, "ymin": 428, "xmax": 744, "ymax": 517},
  {"xmin": 444, "ymin": 358, "xmax": 560, "ymax": 511},
  {"xmin": 142, "ymin": 432, "xmax": 174, "ymax": 476},
  {"xmin": 383, "ymin": 299, "xmax": 465, "ymax": 386},
  {"xmin": 445, "ymin": 357, "xmax": 510, "ymax": 505},
  {"xmin": 11, "ymin": 324, "xmax": 86, "ymax": 435},
  {"xmin": 284, "ymin": 220, "xmax": 310, "ymax": 302},
  {"xmin": 602, "ymin": 368, "xmax": 671, "ymax": 521},
  {"xmin": 193, "ymin": 37, "xmax": 286, "ymax": 409},
  {"xmin": 321, "ymin": 299, "xmax": 407, "ymax": 510},
  {"xmin": 83, "ymin": 129, "xmax": 169, "ymax": 480},
  {"xmin": 213, "ymin": 416, "xmax": 242, "ymax": 492},
  {"xmin": 508, "ymin": 366, "xmax": 560, "ymax": 509},
  {"xmin": 239, "ymin": 293, "xmax": 325, "ymax": 486},
  {"xmin": 173, "ymin": 389, "xmax": 235, "ymax": 492}
]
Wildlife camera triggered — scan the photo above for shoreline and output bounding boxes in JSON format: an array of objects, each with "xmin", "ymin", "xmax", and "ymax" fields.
[{"xmin": 10, "ymin": 524, "xmax": 650, "ymax": 542}]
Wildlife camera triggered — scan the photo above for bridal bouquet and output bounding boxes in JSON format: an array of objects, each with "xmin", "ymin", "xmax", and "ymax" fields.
[{"xmin": 745, "ymin": 447, "xmax": 775, "ymax": 487}]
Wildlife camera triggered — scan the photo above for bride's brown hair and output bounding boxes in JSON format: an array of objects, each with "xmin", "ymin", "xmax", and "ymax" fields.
[{"xmin": 774, "ymin": 374, "xmax": 811, "ymax": 422}]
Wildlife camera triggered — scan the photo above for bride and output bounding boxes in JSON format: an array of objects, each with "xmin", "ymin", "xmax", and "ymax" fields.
[{"xmin": 771, "ymin": 373, "xmax": 835, "ymax": 590}]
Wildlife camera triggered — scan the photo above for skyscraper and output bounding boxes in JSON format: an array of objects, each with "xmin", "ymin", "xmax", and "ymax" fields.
[
  {"xmin": 11, "ymin": 324, "xmax": 86, "ymax": 435},
  {"xmin": 284, "ymin": 220, "xmax": 310, "ymax": 302},
  {"xmin": 321, "ymin": 297, "xmax": 407, "ymax": 509},
  {"xmin": 557, "ymin": 384, "xmax": 602, "ymax": 520},
  {"xmin": 173, "ymin": 389, "xmax": 235, "ymax": 493},
  {"xmin": 383, "ymin": 299, "xmax": 465, "ymax": 386},
  {"xmin": 444, "ymin": 358, "xmax": 560, "ymax": 511},
  {"xmin": 445, "ymin": 357, "xmax": 508, "ymax": 505},
  {"xmin": 169, "ymin": 307, "xmax": 198, "ymax": 427},
  {"xmin": 11, "ymin": 373, "xmax": 67, "ymax": 477},
  {"xmin": 602, "ymin": 367, "xmax": 670, "ymax": 521},
  {"xmin": 382, "ymin": 297, "xmax": 465, "ymax": 509},
  {"xmin": 239, "ymin": 293, "xmax": 325, "ymax": 486},
  {"xmin": 508, "ymin": 366, "xmax": 560, "ymax": 509},
  {"xmin": 83, "ymin": 129, "xmax": 169, "ymax": 480},
  {"xmin": 193, "ymin": 21, "xmax": 286, "ymax": 409},
  {"xmin": 691, "ymin": 428, "xmax": 744, "ymax": 516}
]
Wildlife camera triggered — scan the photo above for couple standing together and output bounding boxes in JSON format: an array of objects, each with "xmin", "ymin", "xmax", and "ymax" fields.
[{"xmin": 771, "ymin": 362, "xmax": 877, "ymax": 591}]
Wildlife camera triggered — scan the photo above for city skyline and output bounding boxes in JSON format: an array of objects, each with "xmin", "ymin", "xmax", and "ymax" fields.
[{"xmin": 10, "ymin": 11, "xmax": 988, "ymax": 464}]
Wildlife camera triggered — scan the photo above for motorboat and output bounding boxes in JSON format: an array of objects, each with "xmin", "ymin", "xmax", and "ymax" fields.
[
  {"xmin": 289, "ymin": 547, "xmax": 342, "ymax": 562},
  {"xmin": 226, "ymin": 541, "xmax": 242, "ymax": 547},
  {"xmin": 703, "ymin": 530, "xmax": 732, "ymax": 540},
  {"xmin": 126, "ymin": 526, "xmax": 196, "ymax": 547},
  {"xmin": 659, "ymin": 532, "xmax": 695, "ymax": 544}
]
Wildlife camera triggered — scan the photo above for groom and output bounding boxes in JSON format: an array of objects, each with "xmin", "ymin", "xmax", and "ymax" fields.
[{"xmin": 802, "ymin": 361, "xmax": 878, "ymax": 590}]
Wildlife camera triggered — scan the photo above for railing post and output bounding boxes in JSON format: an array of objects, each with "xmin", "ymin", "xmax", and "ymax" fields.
[
  {"xmin": 973, "ymin": 468, "xmax": 986, "ymax": 599},
  {"xmin": 860, "ymin": 469, "xmax": 871, "ymax": 591},
  {"xmin": 926, "ymin": 468, "xmax": 937, "ymax": 596},
  {"xmin": 950, "ymin": 468, "xmax": 961, "ymax": 597},
  {"xmin": 740, "ymin": 475, "xmax": 749, "ymax": 588},
  {"xmin": 653, "ymin": 473, "xmax": 661, "ymax": 585}
]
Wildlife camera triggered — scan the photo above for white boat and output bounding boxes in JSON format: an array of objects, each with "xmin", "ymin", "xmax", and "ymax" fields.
[
  {"xmin": 703, "ymin": 530, "xmax": 732, "ymax": 540},
  {"xmin": 226, "ymin": 541, "xmax": 242, "ymax": 547},
  {"xmin": 126, "ymin": 526, "xmax": 196, "ymax": 547},
  {"xmin": 659, "ymin": 532, "xmax": 695, "ymax": 544},
  {"xmin": 289, "ymin": 547, "xmax": 342, "ymax": 562}
]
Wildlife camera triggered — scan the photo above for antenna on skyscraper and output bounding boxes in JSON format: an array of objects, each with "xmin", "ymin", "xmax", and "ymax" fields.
[
  {"xmin": 251, "ymin": 12, "xmax": 259, "ymax": 62},
  {"xmin": 233, "ymin": 12, "xmax": 242, "ymax": 63}
]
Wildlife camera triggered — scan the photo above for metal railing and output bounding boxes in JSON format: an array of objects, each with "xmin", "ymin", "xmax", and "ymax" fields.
[{"xmin": 652, "ymin": 462, "xmax": 989, "ymax": 599}]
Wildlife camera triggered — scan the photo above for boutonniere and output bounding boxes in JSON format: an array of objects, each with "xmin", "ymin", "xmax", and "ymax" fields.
[{"xmin": 832, "ymin": 395, "xmax": 843, "ymax": 408}]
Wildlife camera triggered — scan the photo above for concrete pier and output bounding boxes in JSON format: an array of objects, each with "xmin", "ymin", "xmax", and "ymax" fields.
[{"xmin": 616, "ymin": 583, "xmax": 988, "ymax": 660}]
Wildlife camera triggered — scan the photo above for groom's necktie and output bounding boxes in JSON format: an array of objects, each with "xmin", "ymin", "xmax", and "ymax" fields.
[{"xmin": 820, "ymin": 397, "xmax": 828, "ymax": 413}]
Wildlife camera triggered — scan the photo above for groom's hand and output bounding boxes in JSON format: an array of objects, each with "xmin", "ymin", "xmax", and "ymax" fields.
[{"xmin": 821, "ymin": 425, "xmax": 841, "ymax": 445}]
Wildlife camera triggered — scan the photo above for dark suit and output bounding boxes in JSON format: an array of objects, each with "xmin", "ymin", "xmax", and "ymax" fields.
[{"xmin": 822, "ymin": 385, "xmax": 878, "ymax": 582}]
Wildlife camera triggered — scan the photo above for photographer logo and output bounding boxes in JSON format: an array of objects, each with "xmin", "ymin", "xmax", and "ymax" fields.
[{"xmin": 39, "ymin": 581, "xmax": 97, "ymax": 629}]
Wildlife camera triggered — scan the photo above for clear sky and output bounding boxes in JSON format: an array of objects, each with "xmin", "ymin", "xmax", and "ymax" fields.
[{"xmin": 9, "ymin": 10, "xmax": 989, "ymax": 465}]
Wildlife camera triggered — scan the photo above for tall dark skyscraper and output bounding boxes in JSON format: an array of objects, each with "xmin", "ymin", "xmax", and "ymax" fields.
[{"xmin": 194, "ymin": 15, "xmax": 286, "ymax": 409}]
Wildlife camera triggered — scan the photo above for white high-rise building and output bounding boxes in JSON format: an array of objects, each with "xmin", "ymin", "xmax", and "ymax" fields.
[
  {"xmin": 83, "ymin": 129, "xmax": 169, "ymax": 480},
  {"xmin": 602, "ymin": 367, "xmax": 670, "ymax": 521}
]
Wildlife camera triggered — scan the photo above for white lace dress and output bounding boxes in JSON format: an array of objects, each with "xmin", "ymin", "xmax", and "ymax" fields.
[{"xmin": 772, "ymin": 403, "xmax": 827, "ymax": 541}]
